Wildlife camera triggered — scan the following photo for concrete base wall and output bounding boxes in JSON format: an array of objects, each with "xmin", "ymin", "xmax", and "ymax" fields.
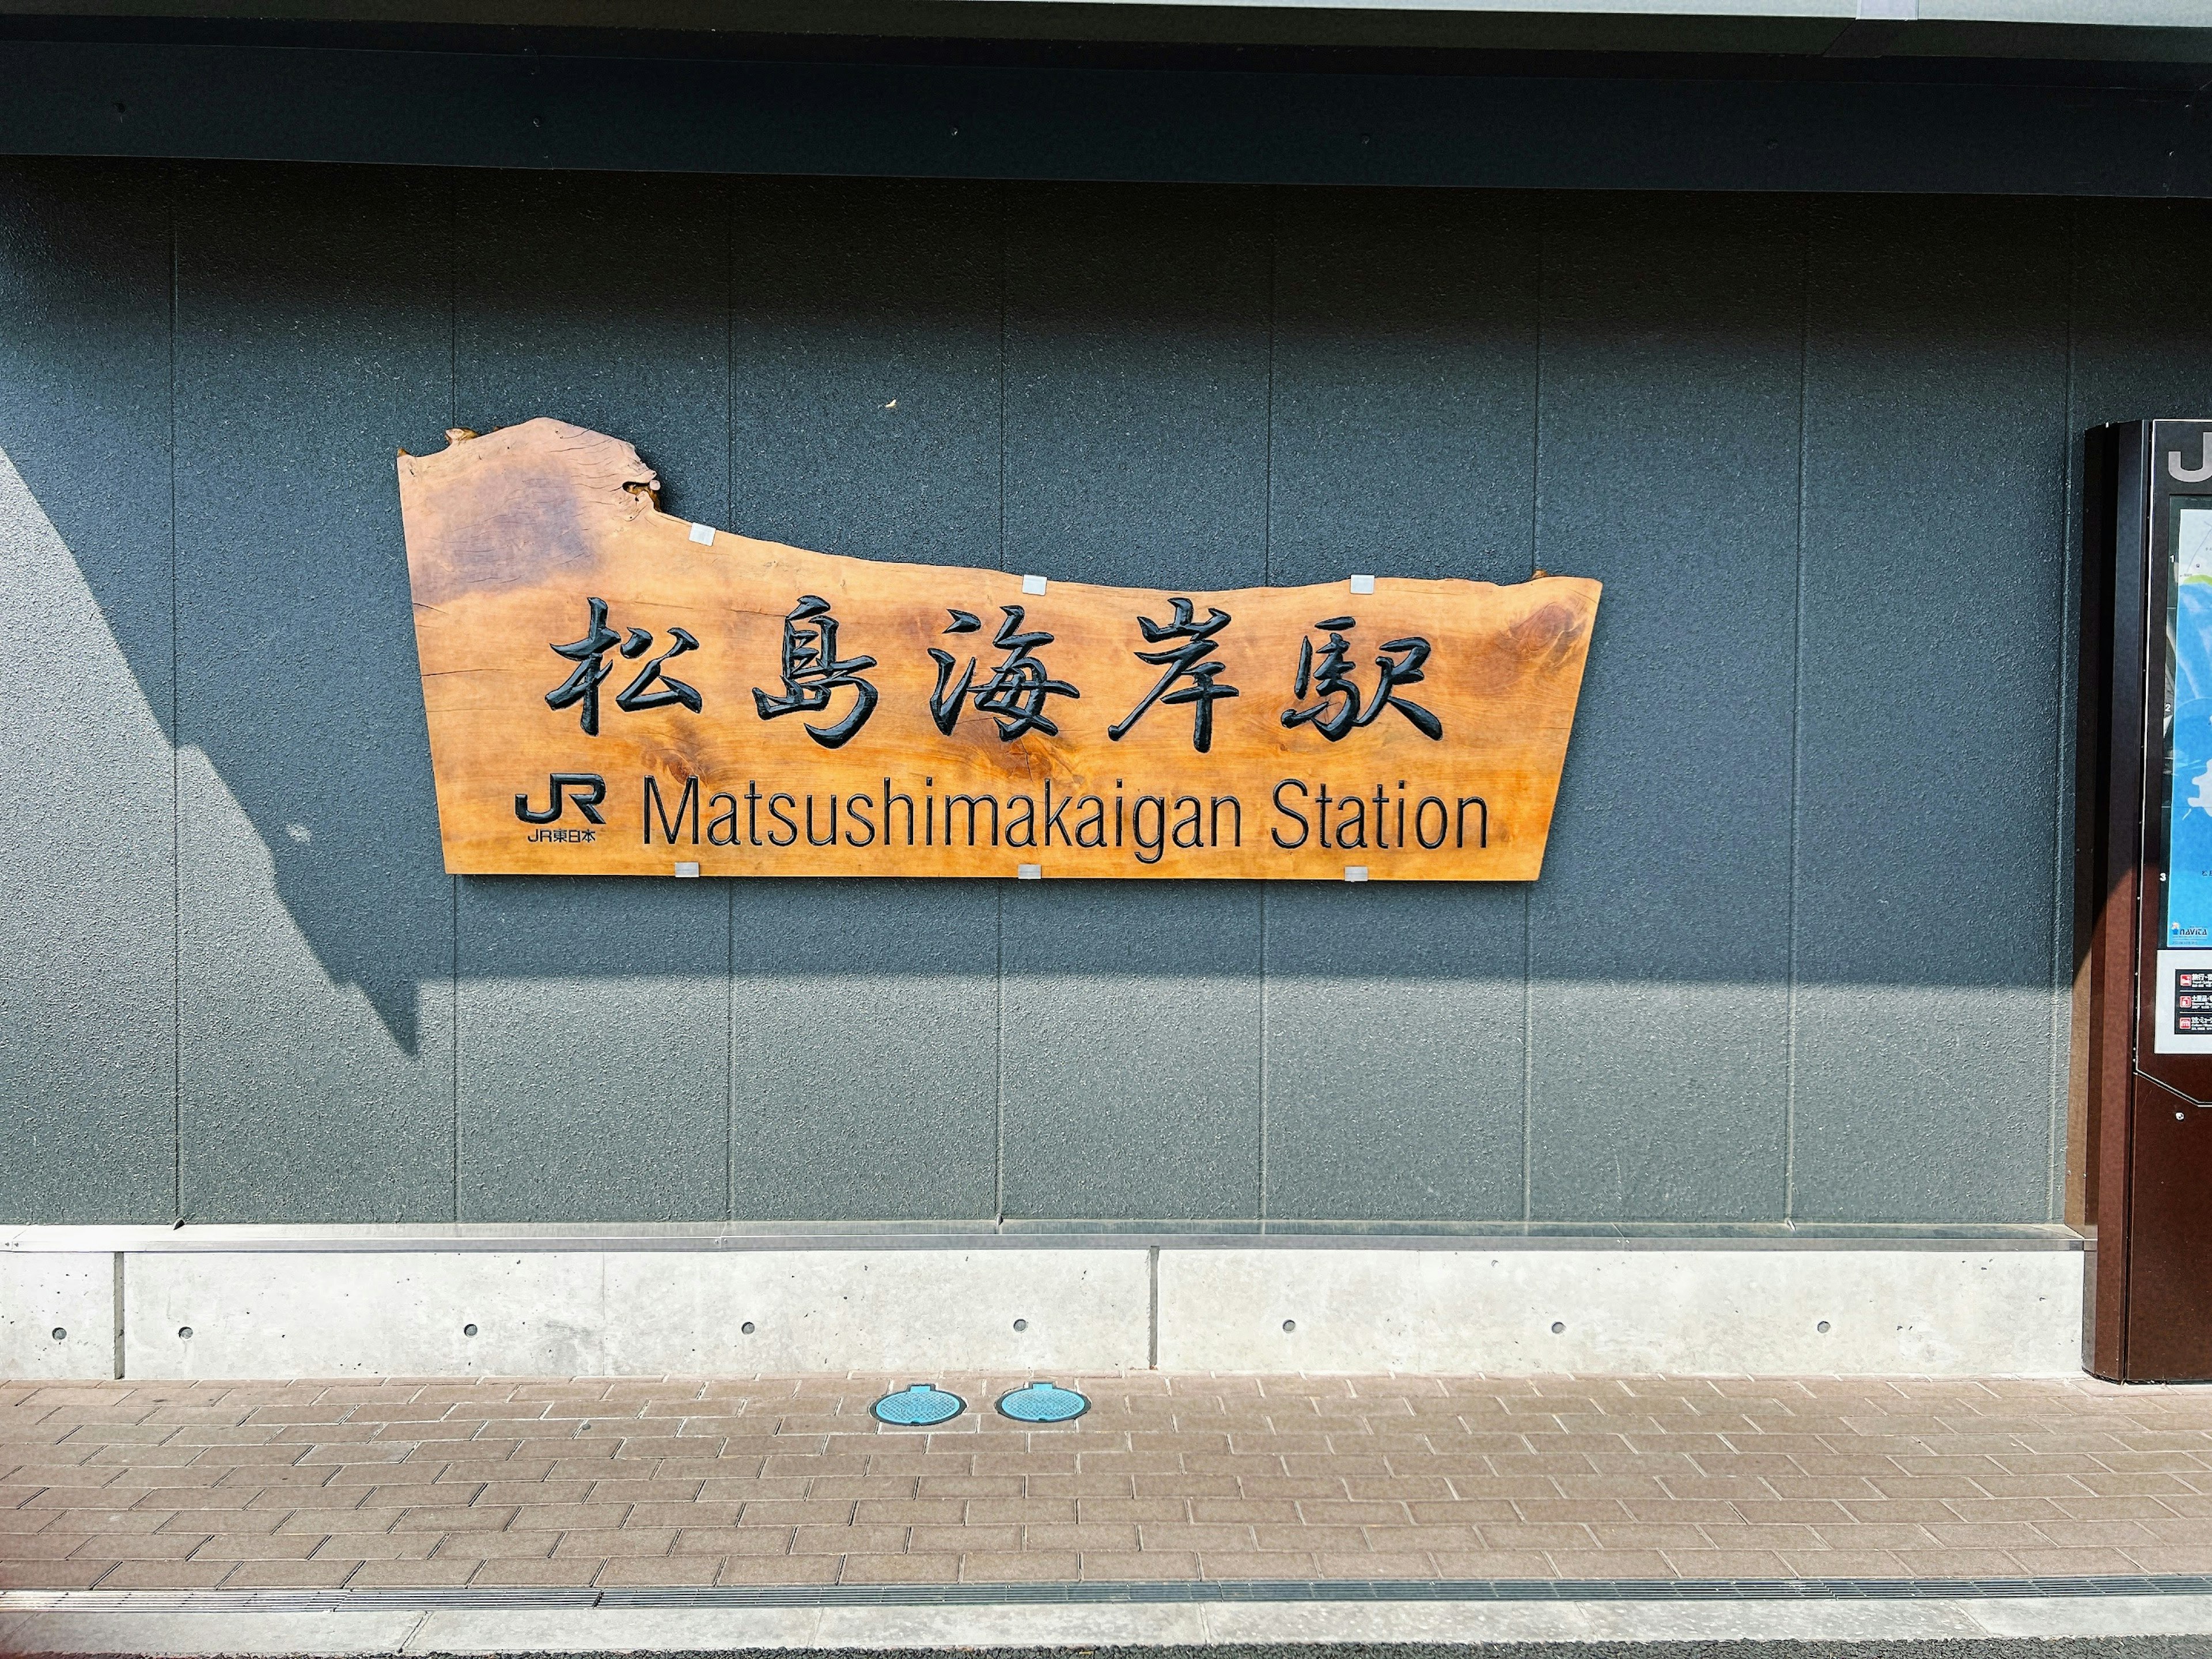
[
  {"xmin": 0, "ymin": 1232, "xmax": 2084, "ymax": 1380},
  {"xmin": 1157, "ymin": 1247, "xmax": 2084, "ymax": 1376},
  {"xmin": 0, "ymin": 1251, "xmax": 112, "ymax": 1378},
  {"xmin": 122, "ymin": 1249, "xmax": 1150, "ymax": 1380}
]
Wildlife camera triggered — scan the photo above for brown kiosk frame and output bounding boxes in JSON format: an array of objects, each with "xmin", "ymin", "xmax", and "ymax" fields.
[{"xmin": 2080, "ymin": 418, "xmax": 2212, "ymax": 1382}]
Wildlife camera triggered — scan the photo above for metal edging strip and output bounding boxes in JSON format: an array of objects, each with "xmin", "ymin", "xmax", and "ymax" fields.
[
  {"xmin": 0, "ymin": 1224, "xmax": 2086, "ymax": 1254},
  {"xmin": 4, "ymin": 1577, "xmax": 2211, "ymax": 1613}
]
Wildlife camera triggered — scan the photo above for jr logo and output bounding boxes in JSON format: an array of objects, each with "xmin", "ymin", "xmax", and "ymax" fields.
[
  {"xmin": 2170, "ymin": 434, "xmax": 2212, "ymax": 483},
  {"xmin": 515, "ymin": 773, "xmax": 608, "ymax": 825}
]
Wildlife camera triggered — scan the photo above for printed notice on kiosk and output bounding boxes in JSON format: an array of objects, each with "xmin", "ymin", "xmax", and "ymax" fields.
[
  {"xmin": 2154, "ymin": 950, "xmax": 2212, "ymax": 1054},
  {"xmin": 396, "ymin": 421, "xmax": 1600, "ymax": 881},
  {"xmin": 2157, "ymin": 509, "xmax": 2212, "ymax": 1051}
]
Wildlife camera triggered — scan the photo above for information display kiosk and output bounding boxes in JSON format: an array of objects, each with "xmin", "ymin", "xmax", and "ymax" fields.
[{"xmin": 2081, "ymin": 419, "xmax": 2212, "ymax": 1381}]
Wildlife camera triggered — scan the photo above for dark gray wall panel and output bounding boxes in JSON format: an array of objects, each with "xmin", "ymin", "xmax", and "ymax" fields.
[
  {"xmin": 1527, "ymin": 195, "xmax": 1805, "ymax": 1222},
  {"xmin": 1263, "ymin": 885, "xmax": 1527, "ymax": 1221},
  {"xmin": 1793, "ymin": 197, "xmax": 2070, "ymax": 1222},
  {"xmin": 172, "ymin": 163, "xmax": 457, "ymax": 1221},
  {"xmin": 1262, "ymin": 188, "xmax": 1538, "ymax": 1220},
  {"xmin": 454, "ymin": 172, "xmax": 731, "ymax": 523},
  {"xmin": 2070, "ymin": 204, "xmax": 2212, "ymax": 431},
  {"xmin": 999, "ymin": 184, "xmax": 1269, "ymax": 1218},
  {"xmin": 0, "ymin": 160, "xmax": 176, "ymax": 1221},
  {"xmin": 730, "ymin": 882, "xmax": 998, "ymax": 1220},
  {"xmin": 457, "ymin": 878, "xmax": 727, "ymax": 1221},
  {"xmin": 724, "ymin": 177, "xmax": 1002, "ymax": 1219},
  {"xmin": 1002, "ymin": 884, "xmax": 1262, "ymax": 1218},
  {"xmin": 729, "ymin": 177, "xmax": 1001, "ymax": 571},
  {"xmin": 1002, "ymin": 183, "xmax": 1270, "ymax": 592},
  {"xmin": 452, "ymin": 171, "xmax": 732, "ymax": 1221},
  {"xmin": 1268, "ymin": 188, "xmax": 1540, "ymax": 588}
]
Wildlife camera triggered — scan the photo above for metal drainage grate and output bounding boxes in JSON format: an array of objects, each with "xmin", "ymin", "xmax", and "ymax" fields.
[
  {"xmin": 871, "ymin": 1382, "xmax": 965, "ymax": 1425},
  {"xmin": 996, "ymin": 1380, "xmax": 1089, "ymax": 1422}
]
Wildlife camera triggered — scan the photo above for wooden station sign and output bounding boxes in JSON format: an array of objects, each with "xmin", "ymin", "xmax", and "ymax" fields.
[{"xmin": 397, "ymin": 420, "xmax": 1600, "ymax": 880}]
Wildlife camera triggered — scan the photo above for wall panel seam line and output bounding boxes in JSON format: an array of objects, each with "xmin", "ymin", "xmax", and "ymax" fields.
[
  {"xmin": 996, "ymin": 887, "xmax": 1005, "ymax": 1226},
  {"xmin": 726, "ymin": 873, "xmax": 736, "ymax": 1222},
  {"xmin": 994, "ymin": 180, "xmax": 1008, "ymax": 1229},
  {"xmin": 447, "ymin": 169, "xmax": 460, "ymax": 1226},
  {"xmin": 1521, "ymin": 195, "xmax": 1545, "ymax": 1225},
  {"xmin": 1258, "ymin": 187, "xmax": 1276, "ymax": 1225},
  {"xmin": 996, "ymin": 180, "xmax": 1007, "ymax": 584},
  {"xmin": 1263, "ymin": 186, "xmax": 1275, "ymax": 593},
  {"xmin": 1785, "ymin": 194, "xmax": 1812, "ymax": 1225},
  {"xmin": 726, "ymin": 173, "xmax": 739, "ymax": 1224},
  {"xmin": 167, "ymin": 156, "xmax": 180, "ymax": 1226},
  {"xmin": 449, "ymin": 878, "xmax": 459, "ymax": 1223},
  {"xmin": 2051, "ymin": 196, "xmax": 2083, "ymax": 1225},
  {"xmin": 1521, "ymin": 895, "xmax": 1533, "ymax": 1224},
  {"xmin": 1259, "ymin": 887, "xmax": 1270, "ymax": 1224}
]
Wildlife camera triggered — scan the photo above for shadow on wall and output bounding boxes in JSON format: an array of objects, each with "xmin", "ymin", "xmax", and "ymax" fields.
[
  {"xmin": 4, "ymin": 412, "xmax": 1541, "ymax": 1031},
  {"xmin": 0, "ymin": 434, "xmax": 410, "ymax": 1052},
  {"xmin": 5, "ymin": 419, "xmax": 1084, "ymax": 1059}
]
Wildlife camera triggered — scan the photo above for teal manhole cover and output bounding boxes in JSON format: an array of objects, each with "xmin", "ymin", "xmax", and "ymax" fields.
[
  {"xmin": 871, "ymin": 1384, "xmax": 964, "ymax": 1426},
  {"xmin": 995, "ymin": 1381, "xmax": 1089, "ymax": 1423}
]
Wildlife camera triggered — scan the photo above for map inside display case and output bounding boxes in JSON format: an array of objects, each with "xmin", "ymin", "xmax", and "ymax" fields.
[{"xmin": 2165, "ymin": 505, "xmax": 2212, "ymax": 950}]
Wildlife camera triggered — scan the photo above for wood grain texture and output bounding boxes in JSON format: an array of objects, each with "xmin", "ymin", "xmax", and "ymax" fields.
[{"xmin": 398, "ymin": 419, "xmax": 1599, "ymax": 879}]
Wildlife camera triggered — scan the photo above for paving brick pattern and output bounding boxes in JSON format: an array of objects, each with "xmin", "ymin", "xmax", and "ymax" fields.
[{"xmin": 2, "ymin": 1374, "xmax": 2210, "ymax": 1590}]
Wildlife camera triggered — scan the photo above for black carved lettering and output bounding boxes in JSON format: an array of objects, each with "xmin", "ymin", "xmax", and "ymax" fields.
[
  {"xmin": 516, "ymin": 772, "xmax": 606, "ymax": 827},
  {"xmin": 1335, "ymin": 791, "xmax": 1366, "ymax": 850},
  {"xmin": 883, "ymin": 779, "xmax": 915, "ymax": 846},
  {"xmin": 1281, "ymin": 616, "xmax": 1440, "ymax": 741},
  {"xmin": 643, "ymin": 775, "xmax": 699, "ymax": 845},
  {"xmin": 1107, "ymin": 598, "xmax": 1239, "ymax": 753},
  {"xmin": 753, "ymin": 595, "xmax": 878, "ymax": 749},
  {"xmin": 1132, "ymin": 796, "xmax": 1166, "ymax": 864},
  {"xmin": 929, "ymin": 605, "xmax": 1080, "ymax": 740},
  {"xmin": 707, "ymin": 791, "xmax": 741, "ymax": 847},
  {"xmin": 845, "ymin": 792, "xmax": 876, "ymax": 847},
  {"xmin": 1172, "ymin": 796, "xmax": 1203, "ymax": 849},
  {"xmin": 946, "ymin": 793, "xmax": 999, "ymax": 847}
]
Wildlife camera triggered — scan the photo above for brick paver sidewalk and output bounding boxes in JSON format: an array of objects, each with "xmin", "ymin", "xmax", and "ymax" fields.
[{"xmin": 2, "ymin": 1373, "xmax": 2209, "ymax": 1592}]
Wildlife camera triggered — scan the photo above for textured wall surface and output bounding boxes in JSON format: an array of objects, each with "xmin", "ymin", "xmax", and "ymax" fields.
[{"xmin": 3, "ymin": 161, "xmax": 2206, "ymax": 1227}]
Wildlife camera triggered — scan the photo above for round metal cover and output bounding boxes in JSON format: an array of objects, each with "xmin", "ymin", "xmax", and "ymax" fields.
[
  {"xmin": 871, "ymin": 1384, "xmax": 964, "ymax": 1426},
  {"xmin": 995, "ymin": 1381, "xmax": 1089, "ymax": 1423}
]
